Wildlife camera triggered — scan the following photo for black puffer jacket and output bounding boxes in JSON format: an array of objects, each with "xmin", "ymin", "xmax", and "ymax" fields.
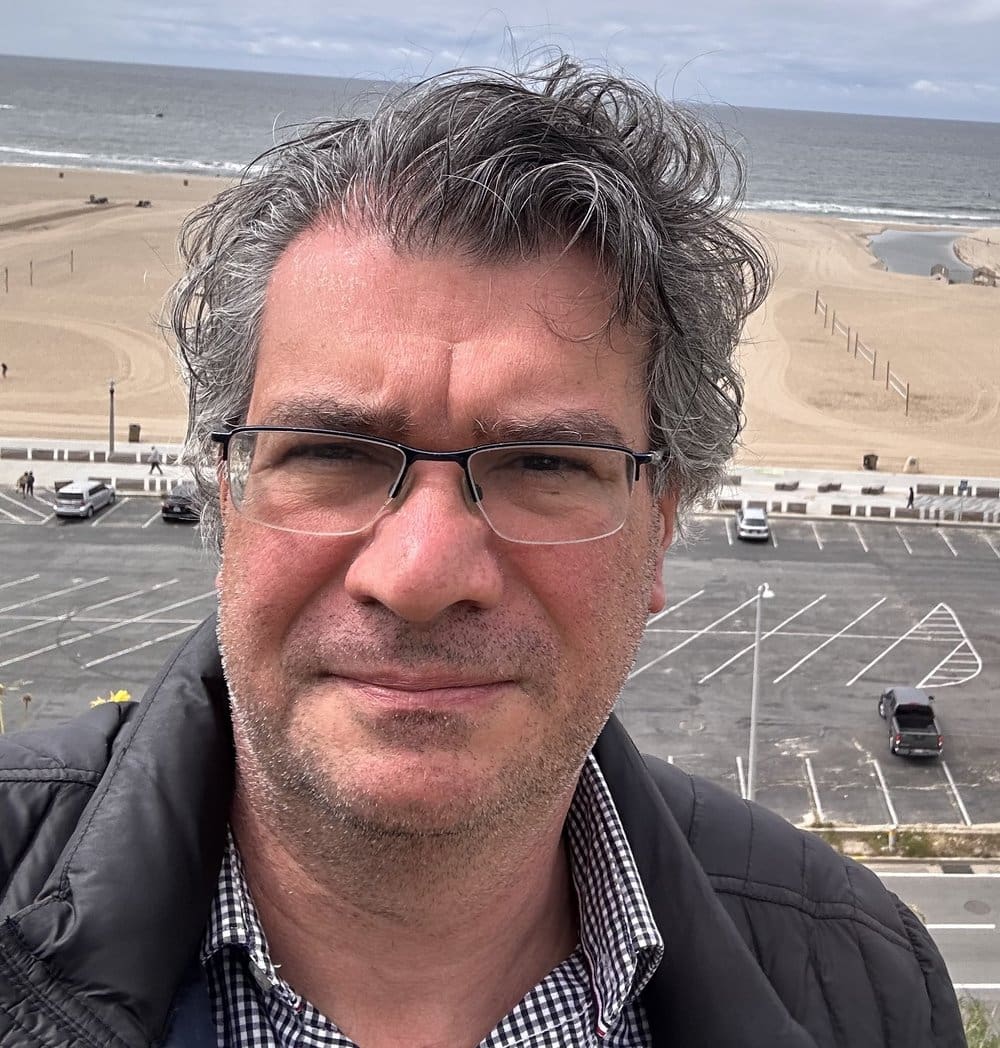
[{"xmin": 0, "ymin": 617, "xmax": 965, "ymax": 1047}]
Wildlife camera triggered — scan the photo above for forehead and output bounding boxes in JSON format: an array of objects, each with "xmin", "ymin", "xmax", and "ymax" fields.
[{"xmin": 251, "ymin": 226, "xmax": 650, "ymax": 442}]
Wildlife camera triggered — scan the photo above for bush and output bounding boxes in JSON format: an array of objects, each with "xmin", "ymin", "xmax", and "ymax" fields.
[{"xmin": 962, "ymin": 996, "xmax": 1000, "ymax": 1047}]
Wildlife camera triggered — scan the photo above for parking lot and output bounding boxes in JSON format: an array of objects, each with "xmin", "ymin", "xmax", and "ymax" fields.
[{"xmin": 1, "ymin": 486, "xmax": 998, "ymax": 828}]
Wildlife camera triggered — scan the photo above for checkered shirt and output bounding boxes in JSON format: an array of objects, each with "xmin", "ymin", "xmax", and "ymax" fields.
[{"xmin": 201, "ymin": 754, "xmax": 663, "ymax": 1046}]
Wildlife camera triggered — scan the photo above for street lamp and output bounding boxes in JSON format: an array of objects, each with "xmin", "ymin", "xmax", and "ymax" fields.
[
  {"xmin": 747, "ymin": 581, "xmax": 775, "ymax": 802},
  {"xmin": 108, "ymin": 380, "xmax": 116, "ymax": 455}
]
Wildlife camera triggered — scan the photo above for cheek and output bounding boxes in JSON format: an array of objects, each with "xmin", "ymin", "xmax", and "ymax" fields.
[
  {"xmin": 508, "ymin": 533, "xmax": 652, "ymax": 650},
  {"xmin": 219, "ymin": 520, "xmax": 350, "ymax": 643}
]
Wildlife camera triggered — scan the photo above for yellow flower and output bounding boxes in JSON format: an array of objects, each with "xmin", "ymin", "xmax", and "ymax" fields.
[{"xmin": 90, "ymin": 689, "xmax": 133, "ymax": 708}]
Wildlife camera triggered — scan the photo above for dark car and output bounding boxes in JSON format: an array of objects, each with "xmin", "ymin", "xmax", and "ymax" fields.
[
  {"xmin": 161, "ymin": 481, "xmax": 199, "ymax": 523},
  {"xmin": 878, "ymin": 686, "xmax": 943, "ymax": 758}
]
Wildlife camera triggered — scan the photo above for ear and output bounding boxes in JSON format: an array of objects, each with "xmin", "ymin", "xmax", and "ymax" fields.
[{"xmin": 647, "ymin": 490, "xmax": 678, "ymax": 614}]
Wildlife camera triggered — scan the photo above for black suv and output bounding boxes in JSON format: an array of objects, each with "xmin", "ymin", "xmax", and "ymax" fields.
[{"xmin": 161, "ymin": 481, "xmax": 199, "ymax": 523}]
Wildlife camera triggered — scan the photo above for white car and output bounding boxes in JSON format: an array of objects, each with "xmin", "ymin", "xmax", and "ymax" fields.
[
  {"xmin": 735, "ymin": 506, "xmax": 770, "ymax": 541},
  {"xmin": 54, "ymin": 479, "xmax": 116, "ymax": 518}
]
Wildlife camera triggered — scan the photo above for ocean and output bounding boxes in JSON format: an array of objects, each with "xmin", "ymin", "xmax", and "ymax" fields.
[{"xmin": 2, "ymin": 53, "xmax": 999, "ymax": 229}]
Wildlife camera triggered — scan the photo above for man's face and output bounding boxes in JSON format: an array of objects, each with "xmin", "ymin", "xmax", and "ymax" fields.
[{"xmin": 217, "ymin": 227, "xmax": 675, "ymax": 841}]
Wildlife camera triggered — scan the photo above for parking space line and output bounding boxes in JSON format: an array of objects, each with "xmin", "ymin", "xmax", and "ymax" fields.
[
  {"xmin": 804, "ymin": 757, "xmax": 825, "ymax": 822},
  {"xmin": 628, "ymin": 592, "xmax": 761, "ymax": 680},
  {"xmin": 810, "ymin": 524, "xmax": 823, "ymax": 551},
  {"xmin": 894, "ymin": 526, "xmax": 913, "ymax": 555},
  {"xmin": 647, "ymin": 589, "xmax": 705, "ymax": 626},
  {"xmin": 91, "ymin": 497, "xmax": 130, "ymax": 526},
  {"xmin": 982, "ymin": 533, "xmax": 1000, "ymax": 560},
  {"xmin": 0, "ymin": 590, "xmax": 215, "ymax": 669},
  {"xmin": 851, "ymin": 523, "xmax": 869, "ymax": 553},
  {"xmin": 142, "ymin": 509, "xmax": 162, "ymax": 528},
  {"xmin": 0, "ymin": 573, "xmax": 41, "ymax": 591},
  {"xmin": 940, "ymin": 761, "xmax": 973, "ymax": 826},
  {"xmin": 83, "ymin": 624, "xmax": 200, "ymax": 668},
  {"xmin": 871, "ymin": 759, "xmax": 899, "ymax": 827},
  {"xmin": 0, "ymin": 581, "xmax": 181, "ymax": 642},
  {"xmin": 927, "ymin": 924, "xmax": 996, "ymax": 931},
  {"xmin": 0, "ymin": 492, "xmax": 50, "ymax": 520},
  {"xmin": 698, "ymin": 594, "xmax": 827, "ymax": 684},
  {"xmin": 916, "ymin": 606, "xmax": 982, "ymax": 688},
  {"xmin": 845, "ymin": 603, "xmax": 958, "ymax": 687},
  {"xmin": 723, "ymin": 518, "xmax": 733, "ymax": 546},
  {"xmin": 770, "ymin": 527, "xmax": 778, "ymax": 548},
  {"xmin": 736, "ymin": 755, "xmax": 747, "ymax": 799},
  {"xmin": 936, "ymin": 529, "xmax": 958, "ymax": 557},
  {"xmin": 773, "ymin": 597, "xmax": 886, "ymax": 684},
  {"xmin": 0, "ymin": 504, "xmax": 23, "ymax": 522},
  {"xmin": 0, "ymin": 577, "xmax": 109, "ymax": 617}
]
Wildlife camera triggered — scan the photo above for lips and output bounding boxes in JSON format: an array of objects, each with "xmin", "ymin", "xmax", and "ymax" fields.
[{"xmin": 329, "ymin": 672, "xmax": 512, "ymax": 711}]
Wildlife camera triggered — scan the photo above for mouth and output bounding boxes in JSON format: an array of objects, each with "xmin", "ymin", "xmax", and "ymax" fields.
[{"xmin": 330, "ymin": 672, "xmax": 513, "ymax": 712}]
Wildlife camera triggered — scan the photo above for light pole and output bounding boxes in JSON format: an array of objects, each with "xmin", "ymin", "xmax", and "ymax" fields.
[
  {"xmin": 108, "ymin": 380, "xmax": 116, "ymax": 455},
  {"xmin": 747, "ymin": 581, "xmax": 775, "ymax": 802}
]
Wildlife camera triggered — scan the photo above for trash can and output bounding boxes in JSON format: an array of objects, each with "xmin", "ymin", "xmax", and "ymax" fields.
[
  {"xmin": 128, "ymin": 423, "xmax": 141, "ymax": 443},
  {"xmin": 862, "ymin": 453, "xmax": 878, "ymax": 471}
]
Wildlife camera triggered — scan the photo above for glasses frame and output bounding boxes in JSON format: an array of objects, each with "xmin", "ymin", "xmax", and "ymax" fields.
[{"xmin": 211, "ymin": 426, "xmax": 666, "ymax": 544}]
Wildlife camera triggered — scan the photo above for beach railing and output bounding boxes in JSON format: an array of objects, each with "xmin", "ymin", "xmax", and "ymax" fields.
[
  {"xmin": 885, "ymin": 362, "xmax": 910, "ymax": 415},
  {"xmin": 854, "ymin": 335, "xmax": 878, "ymax": 380},
  {"xmin": 814, "ymin": 290, "xmax": 911, "ymax": 414}
]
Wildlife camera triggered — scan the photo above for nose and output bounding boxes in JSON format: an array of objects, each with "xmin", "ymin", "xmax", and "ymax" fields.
[{"xmin": 343, "ymin": 463, "xmax": 504, "ymax": 623}]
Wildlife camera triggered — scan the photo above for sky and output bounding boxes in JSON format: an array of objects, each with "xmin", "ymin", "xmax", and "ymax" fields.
[{"xmin": 4, "ymin": 0, "xmax": 1000, "ymax": 121}]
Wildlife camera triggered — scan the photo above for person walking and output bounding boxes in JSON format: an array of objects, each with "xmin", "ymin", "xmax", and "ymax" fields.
[
  {"xmin": 1, "ymin": 362, "xmax": 7, "ymax": 379},
  {"xmin": 907, "ymin": 486, "xmax": 915, "ymax": 509},
  {"xmin": 148, "ymin": 446, "xmax": 164, "ymax": 475},
  {"xmin": 15, "ymin": 472, "xmax": 26, "ymax": 497},
  {"xmin": 25, "ymin": 471, "xmax": 34, "ymax": 497}
]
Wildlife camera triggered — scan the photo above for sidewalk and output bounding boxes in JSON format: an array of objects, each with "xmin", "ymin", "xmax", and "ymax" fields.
[
  {"xmin": 722, "ymin": 464, "xmax": 1000, "ymax": 524},
  {"xmin": 1, "ymin": 436, "xmax": 999, "ymax": 522},
  {"xmin": 0, "ymin": 437, "xmax": 186, "ymax": 495}
]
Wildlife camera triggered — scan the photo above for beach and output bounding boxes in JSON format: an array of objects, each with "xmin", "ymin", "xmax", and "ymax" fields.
[{"xmin": 1, "ymin": 165, "xmax": 998, "ymax": 477}]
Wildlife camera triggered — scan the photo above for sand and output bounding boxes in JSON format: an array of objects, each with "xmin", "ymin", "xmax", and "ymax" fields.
[{"xmin": 1, "ymin": 165, "xmax": 998, "ymax": 477}]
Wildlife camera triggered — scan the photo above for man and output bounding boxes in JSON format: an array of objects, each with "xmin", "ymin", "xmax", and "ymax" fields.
[
  {"xmin": 148, "ymin": 445, "xmax": 164, "ymax": 474},
  {"xmin": 0, "ymin": 59, "xmax": 964, "ymax": 1047}
]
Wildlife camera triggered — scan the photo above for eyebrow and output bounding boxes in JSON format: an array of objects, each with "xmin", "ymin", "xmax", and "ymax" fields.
[
  {"xmin": 258, "ymin": 398, "xmax": 414, "ymax": 439},
  {"xmin": 475, "ymin": 411, "xmax": 628, "ymax": 446},
  {"xmin": 257, "ymin": 400, "xmax": 628, "ymax": 447}
]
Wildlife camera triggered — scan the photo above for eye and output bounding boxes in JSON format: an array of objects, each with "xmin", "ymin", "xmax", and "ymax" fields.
[{"xmin": 512, "ymin": 451, "xmax": 592, "ymax": 474}]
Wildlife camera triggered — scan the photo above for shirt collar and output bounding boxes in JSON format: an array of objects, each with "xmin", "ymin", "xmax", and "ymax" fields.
[{"xmin": 567, "ymin": 753, "xmax": 664, "ymax": 1034}]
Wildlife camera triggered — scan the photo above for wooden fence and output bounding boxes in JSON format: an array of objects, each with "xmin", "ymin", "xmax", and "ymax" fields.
[
  {"xmin": 814, "ymin": 291, "xmax": 910, "ymax": 415},
  {"xmin": 1, "ymin": 249, "xmax": 75, "ymax": 291}
]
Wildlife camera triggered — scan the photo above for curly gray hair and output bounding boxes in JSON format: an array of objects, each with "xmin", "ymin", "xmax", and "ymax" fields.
[{"xmin": 168, "ymin": 57, "xmax": 770, "ymax": 549}]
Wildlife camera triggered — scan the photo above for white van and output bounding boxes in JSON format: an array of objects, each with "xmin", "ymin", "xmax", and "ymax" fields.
[{"xmin": 54, "ymin": 479, "xmax": 116, "ymax": 518}]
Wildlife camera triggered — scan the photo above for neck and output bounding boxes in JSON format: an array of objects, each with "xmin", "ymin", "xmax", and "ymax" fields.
[{"xmin": 230, "ymin": 783, "xmax": 580, "ymax": 1048}]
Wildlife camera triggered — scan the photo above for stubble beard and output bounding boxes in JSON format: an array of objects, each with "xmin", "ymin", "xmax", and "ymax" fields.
[{"xmin": 216, "ymin": 526, "xmax": 661, "ymax": 898}]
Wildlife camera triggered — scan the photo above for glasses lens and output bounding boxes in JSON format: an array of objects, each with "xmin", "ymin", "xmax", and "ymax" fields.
[
  {"xmin": 470, "ymin": 445, "xmax": 634, "ymax": 543},
  {"xmin": 227, "ymin": 430, "xmax": 405, "ymax": 535}
]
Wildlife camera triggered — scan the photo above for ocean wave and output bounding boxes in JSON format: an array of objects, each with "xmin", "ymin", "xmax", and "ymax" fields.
[
  {"xmin": 0, "ymin": 143, "xmax": 244, "ymax": 176},
  {"xmin": 0, "ymin": 104, "xmax": 15, "ymax": 110},
  {"xmin": 745, "ymin": 197, "xmax": 1000, "ymax": 225}
]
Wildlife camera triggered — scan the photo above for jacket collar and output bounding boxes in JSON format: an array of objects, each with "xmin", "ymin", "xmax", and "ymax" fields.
[{"xmin": 593, "ymin": 719, "xmax": 818, "ymax": 1047}]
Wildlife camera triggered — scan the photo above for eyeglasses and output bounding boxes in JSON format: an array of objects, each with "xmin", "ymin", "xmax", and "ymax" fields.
[{"xmin": 212, "ymin": 426, "xmax": 664, "ymax": 545}]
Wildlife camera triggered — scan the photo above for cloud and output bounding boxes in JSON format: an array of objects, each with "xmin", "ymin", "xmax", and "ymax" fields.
[{"xmin": 2, "ymin": 0, "xmax": 999, "ymax": 119}]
